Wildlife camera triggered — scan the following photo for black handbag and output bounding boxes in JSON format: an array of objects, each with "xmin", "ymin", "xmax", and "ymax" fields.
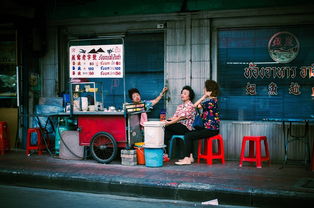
[{"xmin": 192, "ymin": 108, "xmax": 204, "ymax": 129}]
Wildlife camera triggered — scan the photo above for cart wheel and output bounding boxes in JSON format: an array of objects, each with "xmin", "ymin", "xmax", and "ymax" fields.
[{"xmin": 90, "ymin": 132, "xmax": 118, "ymax": 164}]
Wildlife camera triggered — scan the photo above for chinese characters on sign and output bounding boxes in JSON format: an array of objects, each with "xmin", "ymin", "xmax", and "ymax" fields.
[
  {"xmin": 246, "ymin": 82, "xmax": 256, "ymax": 95},
  {"xmin": 268, "ymin": 82, "xmax": 278, "ymax": 96},
  {"xmin": 268, "ymin": 31, "xmax": 299, "ymax": 64},
  {"xmin": 69, "ymin": 44, "xmax": 124, "ymax": 78},
  {"xmin": 311, "ymin": 68, "xmax": 314, "ymax": 78},
  {"xmin": 288, "ymin": 82, "xmax": 301, "ymax": 95}
]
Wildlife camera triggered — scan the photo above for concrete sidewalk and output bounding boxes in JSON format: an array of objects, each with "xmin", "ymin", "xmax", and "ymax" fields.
[{"xmin": 0, "ymin": 150, "xmax": 313, "ymax": 207}]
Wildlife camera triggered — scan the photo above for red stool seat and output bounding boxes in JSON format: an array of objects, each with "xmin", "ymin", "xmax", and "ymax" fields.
[
  {"xmin": 26, "ymin": 128, "xmax": 46, "ymax": 155},
  {"xmin": 239, "ymin": 136, "xmax": 270, "ymax": 168},
  {"xmin": 0, "ymin": 121, "xmax": 10, "ymax": 155},
  {"xmin": 197, "ymin": 134, "xmax": 225, "ymax": 165}
]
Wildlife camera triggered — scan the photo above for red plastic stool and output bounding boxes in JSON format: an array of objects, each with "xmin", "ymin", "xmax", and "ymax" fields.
[
  {"xmin": 0, "ymin": 121, "xmax": 10, "ymax": 155},
  {"xmin": 26, "ymin": 128, "xmax": 46, "ymax": 155},
  {"xmin": 197, "ymin": 134, "xmax": 225, "ymax": 165},
  {"xmin": 239, "ymin": 136, "xmax": 270, "ymax": 168}
]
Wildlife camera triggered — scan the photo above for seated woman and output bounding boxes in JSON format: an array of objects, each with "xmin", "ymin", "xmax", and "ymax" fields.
[
  {"xmin": 128, "ymin": 87, "xmax": 168, "ymax": 127},
  {"xmin": 164, "ymin": 86, "xmax": 196, "ymax": 150},
  {"xmin": 175, "ymin": 80, "xmax": 220, "ymax": 165}
]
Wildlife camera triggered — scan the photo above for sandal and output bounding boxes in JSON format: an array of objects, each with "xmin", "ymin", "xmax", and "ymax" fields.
[
  {"xmin": 175, "ymin": 157, "xmax": 192, "ymax": 165},
  {"xmin": 178, "ymin": 154, "xmax": 194, "ymax": 163}
]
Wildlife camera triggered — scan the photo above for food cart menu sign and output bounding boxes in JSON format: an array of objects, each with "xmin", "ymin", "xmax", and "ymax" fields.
[{"xmin": 69, "ymin": 44, "xmax": 123, "ymax": 78}]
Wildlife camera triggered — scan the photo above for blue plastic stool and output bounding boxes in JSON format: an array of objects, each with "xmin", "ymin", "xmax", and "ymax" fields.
[{"xmin": 168, "ymin": 135, "xmax": 186, "ymax": 159}]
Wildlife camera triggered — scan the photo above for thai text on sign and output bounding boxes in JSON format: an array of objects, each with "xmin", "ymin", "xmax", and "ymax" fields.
[
  {"xmin": 243, "ymin": 62, "xmax": 313, "ymax": 96},
  {"xmin": 69, "ymin": 44, "xmax": 124, "ymax": 78}
]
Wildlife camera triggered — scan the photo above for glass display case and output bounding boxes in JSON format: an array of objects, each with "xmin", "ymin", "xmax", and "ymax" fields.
[
  {"xmin": 71, "ymin": 82, "xmax": 99, "ymax": 112},
  {"xmin": 70, "ymin": 78, "xmax": 124, "ymax": 113}
]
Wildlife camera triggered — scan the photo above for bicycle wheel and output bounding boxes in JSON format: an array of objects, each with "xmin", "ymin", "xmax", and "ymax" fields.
[{"xmin": 90, "ymin": 132, "xmax": 118, "ymax": 164}]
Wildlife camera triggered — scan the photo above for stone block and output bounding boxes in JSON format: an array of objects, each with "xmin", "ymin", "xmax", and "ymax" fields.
[{"xmin": 121, "ymin": 149, "xmax": 137, "ymax": 166}]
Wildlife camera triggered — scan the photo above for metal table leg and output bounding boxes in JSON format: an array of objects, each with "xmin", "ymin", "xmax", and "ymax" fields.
[
  {"xmin": 282, "ymin": 121, "xmax": 288, "ymax": 168},
  {"xmin": 281, "ymin": 120, "xmax": 310, "ymax": 169}
]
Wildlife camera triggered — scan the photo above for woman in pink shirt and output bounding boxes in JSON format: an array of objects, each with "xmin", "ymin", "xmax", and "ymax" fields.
[{"xmin": 164, "ymin": 86, "xmax": 196, "ymax": 149}]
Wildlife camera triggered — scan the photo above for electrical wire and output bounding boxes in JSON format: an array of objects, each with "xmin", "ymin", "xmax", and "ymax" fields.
[{"xmin": 57, "ymin": 123, "xmax": 85, "ymax": 159}]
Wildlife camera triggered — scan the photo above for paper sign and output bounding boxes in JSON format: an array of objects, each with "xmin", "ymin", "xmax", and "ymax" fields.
[{"xmin": 69, "ymin": 44, "xmax": 123, "ymax": 78}]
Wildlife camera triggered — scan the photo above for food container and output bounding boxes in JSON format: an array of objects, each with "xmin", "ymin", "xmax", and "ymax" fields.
[{"xmin": 143, "ymin": 121, "xmax": 165, "ymax": 147}]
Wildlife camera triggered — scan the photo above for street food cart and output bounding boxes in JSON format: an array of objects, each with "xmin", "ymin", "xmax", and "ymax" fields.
[{"xmin": 68, "ymin": 39, "xmax": 145, "ymax": 163}]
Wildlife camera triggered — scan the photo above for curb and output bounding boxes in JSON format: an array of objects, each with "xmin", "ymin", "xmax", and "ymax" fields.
[{"xmin": 1, "ymin": 168, "xmax": 314, "ymax": 207}]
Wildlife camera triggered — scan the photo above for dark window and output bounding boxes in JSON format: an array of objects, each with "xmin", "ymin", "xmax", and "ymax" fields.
[{"xmin": 125, "ymin": 33, "xmax": 164, "ymax": 118}]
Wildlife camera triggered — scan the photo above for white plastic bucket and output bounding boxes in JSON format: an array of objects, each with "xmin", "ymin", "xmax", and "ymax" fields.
[{"xmin": 143, "ymin": 121, "xmax": 165, "ymax": 147}]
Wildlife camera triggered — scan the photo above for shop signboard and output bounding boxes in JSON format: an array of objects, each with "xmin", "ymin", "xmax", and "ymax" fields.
[
  {"xmin": 69, "ymin": 44, "xmax": 123, "ymax": 78},
  {"xmin": 218, "ymin": 26, "xmax": 314, "ymax": 120}
]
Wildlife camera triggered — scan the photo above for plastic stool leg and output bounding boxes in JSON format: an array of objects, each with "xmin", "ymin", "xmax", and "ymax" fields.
[
  {"xmin": 26, "ymin": 130, "xmax": 31, "ymax": 155},
  {"xmin": 206, "ymin": 138, "xmax": 213, "ymax": 165},
  {"xmin": 169, "ymin": 138, "xmax": 174, "ymax": 159},
  {"xmin": 239, "ymin": 138, "xmax": 246, "ymax": 167},
  {"xmin": 37, "ymin": 129, "xmax": 43, "ymax": 155},
  {"xmin": 219, "ymin": 138, "xmax": 225, "ymax": 164},
  {"xmin": 197, "ymin": 139, "xmax": 201, "ymax": 163},
  {"xmin": 169, "ymin": 136, "xmax": 185, "ymax": 159},
  {"xmin": 256, "ymin": 139, "xmax": 262, "ymax": 168}
]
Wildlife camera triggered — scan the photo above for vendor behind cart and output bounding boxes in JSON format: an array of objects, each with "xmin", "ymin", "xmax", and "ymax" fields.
[
  {"xmin": 128, "ymin": 87, "xmax": 168, "ymax": 127},
  {"xmin": 126, "ymin": 87, "xmax": 167, "ymax": 145}
]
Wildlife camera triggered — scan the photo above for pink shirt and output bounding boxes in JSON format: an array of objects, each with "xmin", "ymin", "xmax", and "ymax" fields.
[{"xmin": 173, "ymin": 100, "xmax": 196, "ymax": 130}]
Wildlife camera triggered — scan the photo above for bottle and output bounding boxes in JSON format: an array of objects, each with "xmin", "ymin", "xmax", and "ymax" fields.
[{"xmin": 160, "ymin": 109, "xmax": 166, "ymax": 121}]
